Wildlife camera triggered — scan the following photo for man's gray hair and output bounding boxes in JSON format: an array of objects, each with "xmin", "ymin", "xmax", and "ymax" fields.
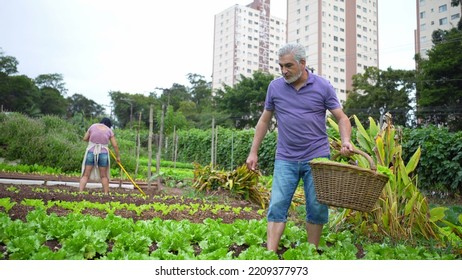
[{"xmin": 278, "ymin": 43, "xmax": 306, "ymax": 63}]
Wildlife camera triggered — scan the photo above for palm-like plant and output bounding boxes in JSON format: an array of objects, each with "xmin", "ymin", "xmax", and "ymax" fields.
[{"xmin": 327, "ymin": 114, "xmax": 450, "ymax": 243}]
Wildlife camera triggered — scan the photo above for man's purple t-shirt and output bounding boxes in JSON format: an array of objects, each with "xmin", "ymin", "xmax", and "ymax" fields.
[{"xmin": 265, "ymin": 69, "xmax": 341, "ymax": 161}]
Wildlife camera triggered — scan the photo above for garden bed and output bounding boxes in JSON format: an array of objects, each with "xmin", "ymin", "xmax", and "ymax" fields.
[
  {"xmin": 0, "ymin": 180, "xmax": 263, "ymax": 224},
  {"xmin": 1, "ymin": 172, "xmax": 460, "ymax": 260}
]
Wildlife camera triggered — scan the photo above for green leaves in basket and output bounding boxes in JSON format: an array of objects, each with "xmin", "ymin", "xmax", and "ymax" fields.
[
  {"xmin": 310, "ymin": 157, "xmax": 349, "ymax": 164},
  {"xmin": 377, "ymin": 165, "xmax": 393, "ymax": 181},
  {"xmin": 310, "ymin": 158, "xmax": 333, "ymax": 163}
]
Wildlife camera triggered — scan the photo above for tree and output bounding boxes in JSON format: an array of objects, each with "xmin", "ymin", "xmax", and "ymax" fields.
[
  {"xmin": 159, "ymin": 105, "xmax": 189, "ymax": 135},
  {"xmin": 34, "ymin": 73, "xmax": 68, "ymax": 95},
  {"xmin": 343, "ymin": 67, "xmax": 415, "ymax": 127},
  {"xmin": 109, "ymin": 91, "xmax": 159, "ymax": 129},
  {"xmin": 187, "ymin": 73, "xmax": 212, "ymax": 113},
  {"xmin": 415, "ymin": 28, "xmax": 462, "ymax": 131},
  {"xmin": 215, "ymin": 71, "xmax": 274, "ymax": 129},
  {"xmin": 0, "ymin": 75, "xmax": 41, "ymax": 115},
  {"xmin": 0, "ymin": 49, "xmax": 42, "ymax": 115},
  {"xmin": 34, "ymin": 73, "xmax": 69, "ymax": 116},
  {"xmin": 67, "ymin": 93, "xmax": 105, "ymax": 118},
  {"xmin": 158, "ymin": 83, "xmax": 190, "ymax": 111},
  {"xmin": 0, "ymin": 48, "xmax": 19, "ymax": 76},
  {"xmin": 39, "ymin": 87, "xmax": 68, "ymax": 116}
]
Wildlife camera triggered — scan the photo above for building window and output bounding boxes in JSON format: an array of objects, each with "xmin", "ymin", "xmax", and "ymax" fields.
[
  {"xmin": 420, "ymin": 11, "xmax": 425, "ymax": 18},
  {"xmin": 439, "ymin": 17, "xmax": 448, "ymax": 25},
  {"xmin": 451, "ymin": 13, "xmax": 460, "ymax": 20},
  {"xmin": 439, "ymin": 4, "xmax": 447, "ymax": 13},
  {"xmin": 420, "ymin": 36, "xmax": 427, "ymax": 44}
]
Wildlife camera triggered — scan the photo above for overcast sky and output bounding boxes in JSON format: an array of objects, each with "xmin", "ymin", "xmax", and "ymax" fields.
[{"xmin": 0, "ymin": 0, "xmax": 416, "ymax": 109}]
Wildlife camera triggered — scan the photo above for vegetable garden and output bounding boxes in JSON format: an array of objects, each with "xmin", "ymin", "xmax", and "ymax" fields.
[
  {"xmin": 1, "ymin": 182, "xmax": 459, "ymax": 260},
  {"xmin": 0, "ymin": 112, "xmax": 461, "ymax": 260}
]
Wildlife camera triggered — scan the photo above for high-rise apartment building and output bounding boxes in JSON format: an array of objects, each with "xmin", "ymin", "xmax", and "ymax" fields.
[
  {"xmin": 212, "ymin": 0, "xmax": 286, "ymax": 91},
  {"xmin": 287, "ymin": 0, "xmax": 378, "ymax": 102},
  {"xmin": 416, "ymin": 0, "xmax": 461, "ymax": 59}
]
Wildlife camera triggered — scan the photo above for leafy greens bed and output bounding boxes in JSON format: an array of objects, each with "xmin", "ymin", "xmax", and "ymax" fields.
[
  {"xmin": 0, "ymin": 184, "xmax": 459, "ymax": 260},
  {"xmin": 0, "ymin": 209, "xmax": 456, "ymax": 260}
]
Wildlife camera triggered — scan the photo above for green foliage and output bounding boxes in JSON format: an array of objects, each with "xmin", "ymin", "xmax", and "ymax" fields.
[
  {"xmin": 61, "ymin": 228, "xmax": 109, "ymax": 259},
  {"xmin": 34, "ymin": 73, "xmax": 67, "ymax": 95},
  {"xmin": 415, "ymin": 27, "xmax": 462, "ymax": 131},
  {"xmin": 0, "ymin": 197, "xmax": 16, "ymax": 213},
  {"xmin": 109, "ymin": 91, "xmax": 159, "ymax": 129},
  {"xmin": 214, "ymin": 71, "xmax": 274, "ymax": 129},
  {"xmin": 0, "ymin": 204, "xmax": 459, "ymax": 259},
  {"xmin": 167, "ymin": 127, "xmax": 276, "ymax": 175},
  {"xmin": 0, "ymin": 48, "xmax": 19, "ymax": 75},
  {"xmin": 67, "ymin": 93, "xmax": 105, "ymax": 119},
  {"xmin": 192, "ymin": 163, "xmax": 270, "ymax": 208},
  {"xmin": 345, "ymin": 67, "xmax": 415, "ymax": 127},
  {"xmin": 402, "ymin": 125, "xmax": 462, "ymax": 195},
  {"xmin": 38, "ymin": 87, "xmax": 68, "ymax": 116},
  {"xmin": 0, "ymin": 75, "xmax": 41, "ymax": 116},
  {"xmin": 0, "ymin": 112, "xmax": 83, "ymax": 172},
  {"xmin": 363, "ymin": 243, "xmax": 447, "ymax": 260},
  {"xmin": 187, "ymin": 73, "xmax": 213, "ymax": 115},
  {"xmin": 1, "ymin": 111, "xmax": 460, "ymax": 202},
  {"xmin": 159, "ymin": 105, "xmax": 190, "ymax": 135},
  {"xmin": 328, "ymin": 114, "xmax": 450, "ymax": 245}
]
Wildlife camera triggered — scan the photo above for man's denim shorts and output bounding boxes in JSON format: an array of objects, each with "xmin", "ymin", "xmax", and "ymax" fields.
[
  {"xmin": 84, "ymin": 152, "xmax": 109, "ymax": 167},
  {"xmin": 267, "ymin": 159, "xmax": 328, "ymax": 224}
]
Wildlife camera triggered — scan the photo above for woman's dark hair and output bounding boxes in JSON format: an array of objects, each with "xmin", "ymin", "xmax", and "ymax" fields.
[{"xmin": 100, "ymin": 117, "xmax": 112, "ymax": 128}]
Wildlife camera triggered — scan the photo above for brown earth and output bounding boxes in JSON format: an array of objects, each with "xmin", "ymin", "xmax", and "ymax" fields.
[
  {"xmin": 0, "ymin": 172, "xmax": 281, "ymax": 259},
  {"xmin": 0, "ymin": 172, "xmax": 264, "ymax": 223}
]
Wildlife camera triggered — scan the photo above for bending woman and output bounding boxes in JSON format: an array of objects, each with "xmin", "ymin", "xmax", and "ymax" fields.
[{"xmin": 79, "ymin": 117, "xmax": 120, "ymax": 194}]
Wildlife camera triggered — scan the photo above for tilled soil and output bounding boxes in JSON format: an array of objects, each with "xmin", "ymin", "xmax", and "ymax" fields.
[
  {"xmin": 0, "ymin": 187, "xmax": 262, "ymax": 223},
  {"xmin": 0, "ymin": 178, "xmax": 264, "ymax": 223},
  {"xmin": 0, "ymin": 173, "xmax": 275, "ymax": 259}
]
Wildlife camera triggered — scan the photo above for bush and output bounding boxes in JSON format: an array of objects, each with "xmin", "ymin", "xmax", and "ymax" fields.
[
  {"xmin": 0, "ymin": 113, "xmax": 83, "ymax": 172},
  {"xmin": 402, "ymin": 126, "xmax": 462, "ymax": 196}
]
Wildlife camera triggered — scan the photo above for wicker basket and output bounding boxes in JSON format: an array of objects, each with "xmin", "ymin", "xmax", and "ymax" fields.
[{"xmin": 309, "ymin": 148, "xmax": 389, "ymax": 212}]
